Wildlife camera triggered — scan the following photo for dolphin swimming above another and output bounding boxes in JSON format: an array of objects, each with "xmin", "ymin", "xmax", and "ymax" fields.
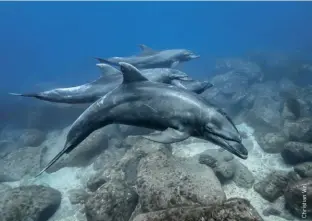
[
  {"xmin": 95, "ymin": 44, "xmax": 200, "ymax": 69},
  {"xmin": 10, "ymin": 64, "xmax": 210, "ymax": 104},
  {"xmin": 36, "ymin": 62, "xmax": 247, "ymax": 177}
]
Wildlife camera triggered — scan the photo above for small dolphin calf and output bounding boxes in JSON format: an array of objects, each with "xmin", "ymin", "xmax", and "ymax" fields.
[
  {"xmin": 9, "ymin": 64, "xmax": 190, "ymax": 104},
  {"xmin": 95, "ymin": 44, "xmax": 200, "ymax": 69},
  {"xmin": 36, "ymin": 62, "xmax": 247, "ymax": 177}
]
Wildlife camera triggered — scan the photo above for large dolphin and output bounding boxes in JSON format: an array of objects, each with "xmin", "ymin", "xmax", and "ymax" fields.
[
  {"xmin": 36, "ymin": 62, "xmax": 247, "ymax": 177},
  {"xmin": 95, "ymin": 44, "xmax": 200, "ymax": 69},
  {"xmin": 9, "ymin": 64, "xmax": 189, "ymax": 104},
  {"xmin": 10, "ymin": 64, "xmax": 210, "ymax": 104}
]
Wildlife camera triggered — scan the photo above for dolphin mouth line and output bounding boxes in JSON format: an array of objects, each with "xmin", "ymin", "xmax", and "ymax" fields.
[
  {"xmin": 208, "ymin": 130, "xmax": 241, "ymax": 143},
  {"xmin": 223, "ymin": 139, "xmax": 248, "ymax": 160},
  {"xmin": 205, "ymin": 132, "xmax": 247, "ymax": 159}
]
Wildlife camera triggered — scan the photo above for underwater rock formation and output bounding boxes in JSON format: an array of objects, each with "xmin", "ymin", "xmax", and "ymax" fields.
[
  {"xmin": 281, "ymin": 141, "xmax": 312, "ymax": 165},
  {"xmin": 136, "ymin": 150, "xmax": 225, "ymax": 213},
  {"xmin": 0, "ymin": 185, "xmax": 61, "ymax": 221},
  {"xmin": 86, "ymin": 174, "xmax": 108, "ymax": 192},
  {"xmin": 85, "ymin": 180, "xmax": 138, "ymax": 221},
  {"xmin": 284, "ymin": 177, "xmax": 312, "ymax": 219},
  {"xmin": 245, "ymin": 92, "xmax": 283, "ymax": 131},
  {"xmin": 67, "ymin": 189, "xmax": 90, "ymax": 205},
  {"xmin": 294, "ymin": 162, "xmax": 312, "ymax": 178},
  {"xmin": 254, "ymin": 171, "xmax": 289, "ymax": 202},
  {"xmin": 232, "ymin": 160, "xmax": 255, "ymax": 189},
  {"xmin": 283, "ymin": 117, "xmax": 312, "ymax": 143},
  {"xmin": 198, "ymin": 149, "xmax": 254, "ymax": 188},
  {"xmin": 132, "ymin": 198, "xmax": 263, "ymax": 221},
  {"xmin": 256, "ymin": 132, "xmax": 287, "ymax": 153}
]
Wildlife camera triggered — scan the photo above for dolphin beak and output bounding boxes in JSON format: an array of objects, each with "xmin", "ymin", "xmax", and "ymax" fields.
[
  {"xmin": 225, "ymin": 140, "xmax": 248, "ymax": 159},
  {"xmin": 190, "ymin": 54, "xmax": 200, "ymax": 59},
  {"xmin": 206, "ymin": 132, "xmax": 248, "ymax": 159}
]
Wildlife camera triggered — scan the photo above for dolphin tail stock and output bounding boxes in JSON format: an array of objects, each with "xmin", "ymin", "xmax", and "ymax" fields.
[
  {"xmin": 9, "ymin": 92, "xmax": 39, "ymax": 98},
  {"xmin": 35, "ymin": 147, "xmax": 68, "ymax": 178},
  {"xmin": 94, "ymin": 57, "xmax": 117, "ymax": 66}
]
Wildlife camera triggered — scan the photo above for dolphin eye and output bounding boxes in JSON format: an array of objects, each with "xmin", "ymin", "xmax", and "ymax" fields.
[{"xmin": 205, "ymin": 123, "xmax": 213, "ymax": 132}]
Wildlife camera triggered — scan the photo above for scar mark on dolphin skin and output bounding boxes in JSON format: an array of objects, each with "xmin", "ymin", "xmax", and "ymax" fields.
[{"xmin": 143, "ymin": 104, "xmax": 157, "ymax": 113}]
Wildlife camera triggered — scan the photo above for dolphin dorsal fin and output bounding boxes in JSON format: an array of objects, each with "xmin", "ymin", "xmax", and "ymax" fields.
[
  {"xmin": 119, "ymin": 62, "xmax": 148, "ymax": 84},
  {"xmin": 96, "ymin": 63, "xmax": 121, "ymax": 76},
  {"xmin": 138, "ymin": 44, "xmax": 156, "ymax": 56}
]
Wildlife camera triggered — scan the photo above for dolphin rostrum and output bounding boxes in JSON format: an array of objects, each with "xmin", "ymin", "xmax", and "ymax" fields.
[{"xmin": 36, "ymin": 62, "xmax": 247, "ymax": 177}]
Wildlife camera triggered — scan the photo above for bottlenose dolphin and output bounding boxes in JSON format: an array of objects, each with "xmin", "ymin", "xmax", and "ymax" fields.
[
  {"xmin": 97, "ymin": 63, "xmax": 191, "ymax": 83},
  {"xmin": 10, "ymin": 64, "xmax": 210, "ymax": 104},
  {"xmin": 98, "ymin": 63, "xmax": 213, "ymax": 94},
  {"xmin": 95, "ymin": 44, "xmax": 200, "ymax": 69},
  {"xmin": 9, "ymin": 64, "xmax": 190, "ymax": 104},
  {"xmin": 36, "ymin": 62, "xmax": 247, "ymax": 177}
]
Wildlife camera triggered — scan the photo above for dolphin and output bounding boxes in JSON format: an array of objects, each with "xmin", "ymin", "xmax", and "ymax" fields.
[
  {"xmin": 95, "ymin": 44, "xmax": 200, "ymax": 69},
  {"xmin": 98, "ymin": 63, "xmax": 213, "ymax": 94},
  {"xmin": 36, "ymin": 62, "xmax": 247, "ymax": 177},
  {"xmin": 96, "ymin": 63, "xmax": 191, "ymax": 83},
  {"xmin": 9, "ymin": 64, "xmax": 190, "ymax": 104},
  {"xmin": 10, "ymin": 64, "xmax": 210, "ymax": 104}
]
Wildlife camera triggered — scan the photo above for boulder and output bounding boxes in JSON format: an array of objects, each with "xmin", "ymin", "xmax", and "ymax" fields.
[
  {"xmin": 0, "ymin": 185, "xmax": 61, "ymax": 221},
  {"xmin": 85, "ymin": 180, "xmax": 138, "ymax": 221},
  {"xmin": 136, "ymin": 150, "xmax": 225, "ymax": 213},
  {"xmin": 284, "ymin": 177, "xmax": 312, "ymax": 219},
  {"xmin": 254, "ymin": 171, "xmax": 289, "ymax": 202},
  {"xmin": 281, "ymin": 142, "xmax": 312, "ymax": 165},
  {"xmin": 132, "ymin": 198, "xmax": 263, "ymax": 221}
]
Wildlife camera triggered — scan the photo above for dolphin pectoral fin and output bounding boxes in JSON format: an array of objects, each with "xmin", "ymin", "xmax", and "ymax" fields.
[
  {"xmin": 142, "ymin": 128, "xmax": 190, "ymax": 144},
  {"xmin": 138, "ymin": 44, "xmax": 157, "ymax": 56},
  {"xmin": 171, "ymin": 61, "xmax": 179, "ymax": 68},
  {"xmin": 35, "ymin": 147, "xmax": 68, "ymax": 178}
]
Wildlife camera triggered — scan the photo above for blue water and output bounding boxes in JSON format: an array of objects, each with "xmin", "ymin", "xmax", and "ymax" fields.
[{"xmin": 1, "ymin": 1, "xmax": 311, "ymax": 93}]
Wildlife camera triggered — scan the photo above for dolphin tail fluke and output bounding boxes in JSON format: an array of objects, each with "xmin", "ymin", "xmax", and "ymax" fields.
[{"xmin": 35, "ymin": 147, "xmax": 68, "ymax": 178}]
